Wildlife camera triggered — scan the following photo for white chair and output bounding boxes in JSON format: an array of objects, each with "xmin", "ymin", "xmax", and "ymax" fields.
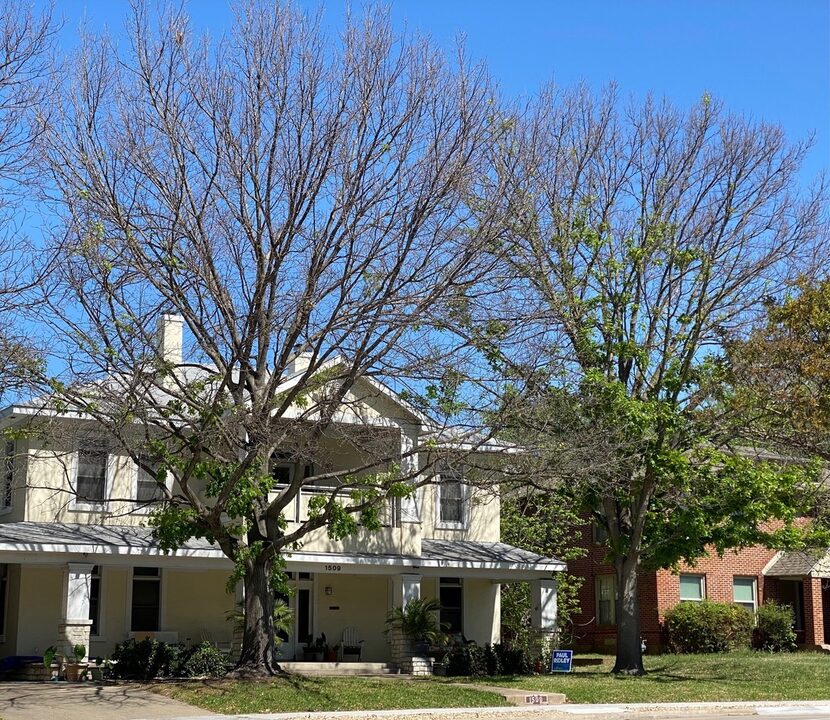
[{"xmin": 338, "ymin": 626, "xmax": 364, "ymax": 661}]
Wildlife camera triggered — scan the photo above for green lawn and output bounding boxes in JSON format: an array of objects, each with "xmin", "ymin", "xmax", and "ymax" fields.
[
  {"xmin": 150, "ymin": 676, "xmax": 508, "ymax": 714},
  {"xmin": 489, "ymin": 651, "xmax": 830, "ymax": 703},
  {"xmin": 150, "ymin": 652, "xmax": 830, "ymax": 714}
]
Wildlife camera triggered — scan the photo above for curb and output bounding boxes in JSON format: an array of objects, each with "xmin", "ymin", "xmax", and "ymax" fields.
[{"xmin": 156, "ymin": 700, "xmax": 830, "ymax": 720}]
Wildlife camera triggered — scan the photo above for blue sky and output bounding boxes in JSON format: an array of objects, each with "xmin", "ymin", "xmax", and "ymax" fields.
[{"xmin": 43, "ymin": 0, "xmax": 830, "ymax": 187}]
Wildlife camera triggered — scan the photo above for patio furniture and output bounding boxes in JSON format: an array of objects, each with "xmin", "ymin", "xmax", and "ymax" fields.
[{"xmin": 338, "ymin": 626, "xmax": 364, "ymax": 661}]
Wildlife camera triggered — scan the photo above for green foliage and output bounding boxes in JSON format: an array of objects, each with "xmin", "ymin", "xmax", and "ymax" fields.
[
  {"xmin": 754, "ymin": 602, "xmax": 797, "ymax": 653},
  {"xmin": 111, "ymin": 638, "xmax": 180, "ymax": 680},
  {"xmin": 175, "ymin": 642, "xmax": 231, "ymax": 677},
  {"xmin": 42, "ymin": 646, "xmax": 56, "ymax": 669},
  {"xmin": 499, "ymin": 490, "xmax": 585, "ymax": 642},
  {"xmin": 385, "ymin": 598, "xmax": 446, "ymax": 644},
  {"xmin": 445, "ymin": 643, "xmax": 487, "ymax": 676},
  {"xmin": 664, "ymin": 600, "xmax": 754, "ymax": 653},
  {"xmin": 73, "ymin": 643, "xmax": 85, "ymax": 661}
]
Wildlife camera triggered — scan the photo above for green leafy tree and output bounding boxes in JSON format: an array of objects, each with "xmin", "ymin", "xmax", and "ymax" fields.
[
  {"xmin": 500, "ymin": 490, "xmax": 584, "ymax": 648},
  {"xmin": 484, "ymin": 87, "xmax": 830, "ymax": 674}
]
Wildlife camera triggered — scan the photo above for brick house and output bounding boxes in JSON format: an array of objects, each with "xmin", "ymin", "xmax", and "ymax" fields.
[{"xmin": 568, "ymin": 522, "xmax": 830, "ymax": 653}]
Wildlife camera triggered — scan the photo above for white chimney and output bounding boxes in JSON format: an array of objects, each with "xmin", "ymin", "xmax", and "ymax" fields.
[
  {"xmin": 157, "ymin": 314, "xmax": 184, "ymax": 366},
  {"xmin": 287, "ymin": 345, "xmax": 312, "ymax": 376}
]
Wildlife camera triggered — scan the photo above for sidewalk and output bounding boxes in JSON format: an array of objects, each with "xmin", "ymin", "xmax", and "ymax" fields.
[{"xmin": 155, "ymin": 700, "xmax": 830, "ymax": 720}]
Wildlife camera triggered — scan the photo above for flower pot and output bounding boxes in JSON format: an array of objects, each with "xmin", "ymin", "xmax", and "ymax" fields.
[
  {"xmin": 412, "ymin": 640, "xmax": 430, "ymax": 656},
  {"xmin": 65, "ymin": 662, "xmax": 87, "ymax": 682},
  {"xmin": 325, "ymin": 649, "xmax": 337, "ymax": 662}
]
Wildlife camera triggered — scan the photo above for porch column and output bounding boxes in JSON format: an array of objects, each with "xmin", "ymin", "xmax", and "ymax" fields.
[
  {"xmin": 58, "ymin": 563, "xmax": 93, "ymax": 661},
  {"xmin": 390, "ymin": 573, "xmax": 431, "ymax": 675},
  {"xmin": 803, "ymin": 577, "xmax": 825, "ymax": 648},
  {"xmin": 399, "ymin": 426, "xmax": 421, "ymax": 524},
  {"xmin": 530, "ymin": 577, "xmax": 558, "ymax": 652}
]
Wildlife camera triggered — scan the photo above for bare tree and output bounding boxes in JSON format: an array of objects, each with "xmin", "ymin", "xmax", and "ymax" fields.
[
  {"xmin": 0, "ymin": 0, "xmax": 54, "ymax": 405},
  {"xmin": 485, "ymin": 85, "xmax": 828, "ymax": 674},
  {"xmin": 34, "ymin": 1, "xmax": 505, "ymax": 676}
]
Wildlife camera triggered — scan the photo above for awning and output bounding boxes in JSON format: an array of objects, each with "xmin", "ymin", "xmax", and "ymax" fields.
[
  {"xmin": 0, "ymin": 522, "xmax": 563, "ymax": 579},
  {"xmin": 764, "ymin": 549, "xmax": 830, "ymax": 578}
]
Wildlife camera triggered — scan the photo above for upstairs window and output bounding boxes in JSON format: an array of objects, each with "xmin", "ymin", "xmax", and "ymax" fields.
[
  {"xmin": 438, "ymin": 467, "xmax": 465, "ymax": 527},
  {"xmin": 270, "ymin": 453, "xmax": 313, "ymax": 486},
  {"xmin": 136, "ymin": 457, "xmax": 165, "ymax": 503},
  {"xmin": 76, "ymin": 445, "xmax": 108, "ymax": 504}
]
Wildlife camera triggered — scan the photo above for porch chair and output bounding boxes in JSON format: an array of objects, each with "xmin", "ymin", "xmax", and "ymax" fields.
[{"xmin": 338, "ymin": 626, "xmax": 364, "ymax": 662}]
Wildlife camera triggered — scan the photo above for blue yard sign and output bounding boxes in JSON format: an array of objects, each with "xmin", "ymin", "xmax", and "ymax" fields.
[{"xmin": 550, "ymin": 649, "xmax": 573, "ymax": 673}]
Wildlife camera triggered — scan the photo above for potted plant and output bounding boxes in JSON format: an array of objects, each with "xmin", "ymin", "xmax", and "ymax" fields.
[
  {"xmin": 64, "ymin": 643, "xmax": 87, "ymax": 682},
  {"xmin": 313, "ymin": 634, "xmax": 327, "ymax": 662},
  {"xmin": 385, "ymin": 598, "xmax": 445, "ymax": 656},
  {"xmin": 88, "ymin": 656, "xmax": 105, "ymax": 682},
  {"xmin": 43, "ymin": 645, "xmax": 58, "ymax": 681}
]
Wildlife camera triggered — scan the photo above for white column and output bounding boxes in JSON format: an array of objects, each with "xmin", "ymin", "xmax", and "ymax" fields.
[
  {"xmin": 392, "ymin": 572, "xmax": 422, "ymax": 608},
  {"xmin": 59, "ymin": 563, "xmax": 94, "ymax": 661},
  {"xmin": 399, "ymin": 426, "xmax": 421, "ymax": 523},
  {"xmin": 530, "ymin": 577, "xmax": 558, "ymax": 631}
]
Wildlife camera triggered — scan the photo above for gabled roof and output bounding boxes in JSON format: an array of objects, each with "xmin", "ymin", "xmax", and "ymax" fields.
[{"xmin": 764, "ymin": 549, "xmax": 830, "ymax": 577}]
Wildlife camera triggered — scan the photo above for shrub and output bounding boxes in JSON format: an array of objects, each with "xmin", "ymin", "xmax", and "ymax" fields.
[
  {"xmin": 492, "ymin": 642, "xmax": 536, "ymax": 675},
  {"xmin": 111, "ymin": 638, "xmax": 181, "ymax": 680},
  {"xmin": 174, "ymin": 641, "xmax": 230, "ymax": 677},
  {"xmin": 665, "ymin": 600, "xmax": 753, "ymax": 653},
  {"xmin": 755, "ymin": 601, "xmax": 797, "ymax": 653},
  {"xmin": 445, "ymin": 643, "xmax": 487, "ymax": 676}
]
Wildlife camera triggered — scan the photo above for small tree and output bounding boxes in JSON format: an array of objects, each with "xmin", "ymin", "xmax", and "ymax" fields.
[{"xmin": 34, "ymin": 1, "xmax": 505, "ymax": 676}]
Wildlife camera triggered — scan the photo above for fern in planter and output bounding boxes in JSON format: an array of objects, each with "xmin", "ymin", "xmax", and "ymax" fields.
[{"xmin": 385, "ymin": 598, "xmax": 447, "ymax": 654}]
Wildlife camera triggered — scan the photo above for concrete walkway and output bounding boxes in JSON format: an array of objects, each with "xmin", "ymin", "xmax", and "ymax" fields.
[{"xmin": 0, "ymin": 681, "xmax": 212, "ymax": 720}]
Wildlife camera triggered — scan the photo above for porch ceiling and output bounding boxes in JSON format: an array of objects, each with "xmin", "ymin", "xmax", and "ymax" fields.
[{"xmin": 0, "ymin": 522, "xmax": 564, "ymax": 578}]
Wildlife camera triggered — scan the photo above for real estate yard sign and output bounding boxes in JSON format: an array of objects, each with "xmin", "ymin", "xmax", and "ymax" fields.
[{"xmin": 550, "ymin": 649, "xmax": 573, "ymax": 673}]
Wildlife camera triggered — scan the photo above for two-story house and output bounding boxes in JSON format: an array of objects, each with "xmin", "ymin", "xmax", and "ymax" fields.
[{"xmin": 0, "ymin": 317, "xmax": 562, "ymax": 671}]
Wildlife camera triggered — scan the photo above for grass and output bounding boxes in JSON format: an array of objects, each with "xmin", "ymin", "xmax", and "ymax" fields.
[
  {"xmin": 150, "ymin": 676, "xmax": 508, "ymax": 714},
  {"xmin": 486, "ymin": 651, "xmax": 830, "ymax": 703},
  {"xmin": 150, "ymin": 653, "xmax": 830, "ymax": 713}
]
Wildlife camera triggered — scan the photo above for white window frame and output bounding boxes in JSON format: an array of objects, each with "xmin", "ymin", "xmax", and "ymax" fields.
[
  {"xmin": 435, "ymin": 467, "xmax": 467, "ymax": 530},
  {"xmin": 131, "ymin": 458, "xmax": 172, "ymax": 514},
  {"xmin": 732, "ymin": 576, "xmax": 758, "ymax": 613},
  {"xmin": 596, "ymin": 574, "xmax": 616, "ymax": 626},
  {"xmin": 70, "ymin": 445, "xmax": 114, "ymax": 511},
  {"xmin": 679, "ymin": 573, "xmax": 706, "ymax": 602}
]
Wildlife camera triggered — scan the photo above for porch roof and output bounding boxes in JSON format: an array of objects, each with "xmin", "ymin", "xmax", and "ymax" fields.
[
  {"xmin": 0, "ymin": 522, "xmax": 564, "ymax": 578},
  {"xmin": 765, "ymin": 549, "xmax": 830, "ymax": 578}
]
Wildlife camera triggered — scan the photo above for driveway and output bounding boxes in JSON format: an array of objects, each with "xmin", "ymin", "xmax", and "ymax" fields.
[{"xmin": 0, "ymin": 681, "xmax": 211, "ymax": 720}]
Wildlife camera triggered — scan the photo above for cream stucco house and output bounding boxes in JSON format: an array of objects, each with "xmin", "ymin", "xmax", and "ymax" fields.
[{"xmin": 0, "ymin": 318, "xmax": 561, "ymax": 671}]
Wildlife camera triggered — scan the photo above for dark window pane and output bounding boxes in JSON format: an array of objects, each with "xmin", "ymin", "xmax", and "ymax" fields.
[
  {"xmin": 440, "ymin": 578, "xmax": 463, "ymax": 635},
  {"xmin": 439, "ymin": 480, "xmax": 463, "ymax": 523},
  {"xmin": 77, "ymin": 448, "xmax": 107, "ymax": 502},
  {"xmin": 131, "ymin": 568, "xmax": 160, "ymax": 631},
  {"xmin": 297, "ymin": 588, "xmax": 311, "ymax": 642},
  {"xmin": 0, "ymin": 564, "xmax": 7, "ymax": 635},
  {"xmin": 89, "ymin": 575, "xmax": 100, "ymax": 635}
]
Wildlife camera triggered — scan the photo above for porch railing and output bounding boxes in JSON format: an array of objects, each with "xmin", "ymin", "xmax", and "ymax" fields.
[{"xmin": 270, "ymin": 484, "xmax": 401, "ymax": 528}]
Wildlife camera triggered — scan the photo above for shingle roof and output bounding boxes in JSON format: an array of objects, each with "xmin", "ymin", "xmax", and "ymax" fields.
[{"xmin": 765, "ymin": 549, "xmax": 830, "ymax": 578}]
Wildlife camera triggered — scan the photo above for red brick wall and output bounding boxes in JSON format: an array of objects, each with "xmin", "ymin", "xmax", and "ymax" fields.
[{"xmin": 565, "ymin": 521, "xmax": 800, "ymax": 653}]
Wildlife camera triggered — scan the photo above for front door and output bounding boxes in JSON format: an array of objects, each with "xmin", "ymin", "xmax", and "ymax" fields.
[
  {"xmin": 275, "ymin": 573, "xmax": 314, "ymax": 661},
  {"xmin": 822, "ymin": 580, "xmax": 830, "ymax": 645},
  {"xmin": 779, "ymin": 579, "xmax": 805, "ymax": 641}
]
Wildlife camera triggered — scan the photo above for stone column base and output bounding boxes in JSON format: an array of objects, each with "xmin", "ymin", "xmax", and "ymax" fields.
[{"xmin": 58, "ymin": 621, "xmax": 92, "ymax": 662}]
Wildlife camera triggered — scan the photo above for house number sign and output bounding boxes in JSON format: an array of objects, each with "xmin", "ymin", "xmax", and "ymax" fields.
[{"xmin": 324, "ymin": 564, "xmax": 342, "ymax": 572}]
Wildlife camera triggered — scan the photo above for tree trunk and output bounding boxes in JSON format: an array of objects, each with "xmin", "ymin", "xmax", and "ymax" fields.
[
  {"xmin": 612, "ymin": 554, "xmax": 644, "ymax": 675},
  {"xmin": 230, "ymin": 555, "xmax": 281, "ymax": 677}
]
